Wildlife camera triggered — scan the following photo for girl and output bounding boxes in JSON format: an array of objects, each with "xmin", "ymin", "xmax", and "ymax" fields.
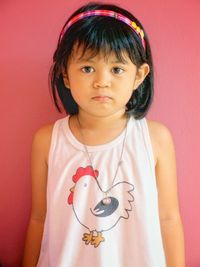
[{"xmin": 23, "ymin": 2, "xmax": 185, "ymax": 267}]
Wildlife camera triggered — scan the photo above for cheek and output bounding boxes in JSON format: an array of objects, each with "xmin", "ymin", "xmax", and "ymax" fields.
[
  {"xmin": 69, "ymin": 75, "xmax": 91, "ymax": 90},
  {"xmin": 69, "ymin": 89, "xmax": 82, "ymax": 103},
  {"xmin": 118, "ymin": 80, "xmax": 134, "ymax": 98},
  {"xmin": 118, "ymin": 86, "xmax": 134, "ymax": 105},
  {"xmin": 68, "ymin": 86, "xmax": 88, "ymax": 108},
  {"xmin": 125, "ymin": 90, "xmax": 134, "ymax": 104}
]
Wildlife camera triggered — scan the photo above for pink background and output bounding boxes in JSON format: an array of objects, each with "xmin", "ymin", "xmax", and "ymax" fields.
[{"xmin": 0, "ymin": 0, "xmax": 199, "ymax": 266}]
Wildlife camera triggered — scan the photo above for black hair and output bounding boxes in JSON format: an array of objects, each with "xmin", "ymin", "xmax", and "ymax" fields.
[{"xmin": 49, "ymin": 2, "xmax": 154, "ymax": 119}]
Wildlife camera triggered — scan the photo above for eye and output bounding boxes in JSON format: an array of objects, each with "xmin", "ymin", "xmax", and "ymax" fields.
[
  {"xmin": 112, "ymin": 67, "xmax": 124, "ymax": 74},
  {"xmin": 81, "ymin": 66, "xmax": 94, "ymax": 73}
]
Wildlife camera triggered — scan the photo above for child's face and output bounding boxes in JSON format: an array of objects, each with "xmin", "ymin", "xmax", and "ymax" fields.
[{"xmin": 62, "ymin": 45, "xmax": 149, "ymax": 118}]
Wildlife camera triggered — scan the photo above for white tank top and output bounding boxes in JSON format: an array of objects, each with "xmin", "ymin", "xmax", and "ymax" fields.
[{"xmin": 37, "ymin": 115, "xmax": 166, "ymax": 267}]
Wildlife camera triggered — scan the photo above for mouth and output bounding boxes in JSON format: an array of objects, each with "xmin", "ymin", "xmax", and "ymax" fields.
[{"xmin": 92, "ymin": 96, "xmax": 112, "ymax": 102}]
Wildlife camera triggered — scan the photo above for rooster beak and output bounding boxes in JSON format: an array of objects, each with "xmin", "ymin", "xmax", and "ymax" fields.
[{"xmin": 70, "ymin": 186, "xmax": 75, "ymax": 192}]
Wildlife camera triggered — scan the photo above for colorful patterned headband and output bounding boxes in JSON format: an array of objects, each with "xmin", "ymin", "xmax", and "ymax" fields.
[{"xmin": 60, "ymin": 10, "xmax": 146, "ymax": 51}]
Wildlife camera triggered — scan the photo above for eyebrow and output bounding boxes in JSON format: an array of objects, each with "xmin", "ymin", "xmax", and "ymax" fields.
[{"xmin": 76, "ymin": 58, "xmax": 129, "ymax": 64}]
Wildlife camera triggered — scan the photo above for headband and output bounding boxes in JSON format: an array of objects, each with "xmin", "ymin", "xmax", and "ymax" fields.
[{"xmin": 60, "ymin": 10, "xmax": 146, "ymax": 51}]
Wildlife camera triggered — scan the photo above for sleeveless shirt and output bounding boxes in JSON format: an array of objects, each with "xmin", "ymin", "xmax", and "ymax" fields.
[{"xmin": 37, "ymin": 115, "xmax": 166, "ymax": 267}]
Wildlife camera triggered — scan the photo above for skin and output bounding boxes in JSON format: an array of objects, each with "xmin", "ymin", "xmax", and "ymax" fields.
[
  {"xmin": 62, "ymin": 47, "xmax": 149, "ymax": 145},
  {"xmin": 22, "ymin": 46, "xmax": 185, "ymax": 266}
]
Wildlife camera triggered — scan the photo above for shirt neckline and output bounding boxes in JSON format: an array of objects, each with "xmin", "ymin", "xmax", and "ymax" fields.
[{"xmin": 63, "ymin": 115, "xmax": 134, "ymax": 152}]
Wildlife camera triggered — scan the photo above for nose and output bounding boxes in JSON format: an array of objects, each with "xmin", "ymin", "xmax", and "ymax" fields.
[{"xmin": 93, "ymin": 71, "xmax": 111, "ymax": 88}]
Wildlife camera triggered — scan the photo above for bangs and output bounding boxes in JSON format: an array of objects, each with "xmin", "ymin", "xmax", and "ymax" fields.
[{"xmin": 65, "ymin": 17, "xmax": 142, "ymax": 66}]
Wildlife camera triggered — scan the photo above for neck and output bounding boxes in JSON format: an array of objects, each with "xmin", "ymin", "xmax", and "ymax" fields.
[
  {"xmin": 69, "ymin": 110, "xmax": 129, "ymax": 146},
  {"xmin": 75, "ymin": 110, "xmax": 128, "ymax": 131}
]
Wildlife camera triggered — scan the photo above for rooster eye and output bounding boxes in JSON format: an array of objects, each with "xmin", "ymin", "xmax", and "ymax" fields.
[{"xmin": 84, "ymin": 183, "xmax": 87, "ymax": 187}]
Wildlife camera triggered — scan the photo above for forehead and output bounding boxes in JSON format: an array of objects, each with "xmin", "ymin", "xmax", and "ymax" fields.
[{"xmin": 69, "ymin": 43, "xmax": 132, "ymax": 64}]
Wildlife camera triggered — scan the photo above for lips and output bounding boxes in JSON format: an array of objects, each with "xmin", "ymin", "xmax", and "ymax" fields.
[{"xmin": 92, "ymin": 95, "xmax": 112, "ymax": 102}]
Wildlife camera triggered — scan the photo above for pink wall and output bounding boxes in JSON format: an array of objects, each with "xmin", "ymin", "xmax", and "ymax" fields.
[{"xmin": 0, "ymin": 0, "xmax": 199, "ymax": 266}]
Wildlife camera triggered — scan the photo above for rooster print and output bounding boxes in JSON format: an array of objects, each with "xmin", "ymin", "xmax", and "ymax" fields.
[{"xmin": 68, "ymin": 166, "xmax": 134, "ymax": 248}]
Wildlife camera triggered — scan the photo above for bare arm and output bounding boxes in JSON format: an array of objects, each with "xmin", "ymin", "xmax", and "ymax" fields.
[
  {"xmin": 152, "ymin": 122, "xmax": 185, "ymax": 267},
  {"xmin": 22, "ymin": 124, "xmax": 53, "ymax": 267}
]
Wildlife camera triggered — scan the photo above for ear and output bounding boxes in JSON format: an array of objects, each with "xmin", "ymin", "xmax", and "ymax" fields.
[
  {"xmin": 133, "ymin": 63, "xmax": 150, "ymax": 91},
  {"xmin": 62, "ymin": 68, "xmax": 70, "ymax": 89}
]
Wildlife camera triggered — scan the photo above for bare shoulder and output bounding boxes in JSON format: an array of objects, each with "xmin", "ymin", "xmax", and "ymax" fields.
[
  {"xmin": 33, "ymin": 123, "xmax": 54, "ymax": 140},
  {"xmin": 32, "ymin": 123, "xmax": 54, "ymax": 165},
  {"xmin": 146, "ymin": 119, "xmax": 175, "ymax": 166}
]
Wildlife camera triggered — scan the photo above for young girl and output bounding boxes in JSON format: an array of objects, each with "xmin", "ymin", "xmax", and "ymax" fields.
[{"xmin": 23, "ymin": 2, "xmax": 185, "ymax": 267}]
